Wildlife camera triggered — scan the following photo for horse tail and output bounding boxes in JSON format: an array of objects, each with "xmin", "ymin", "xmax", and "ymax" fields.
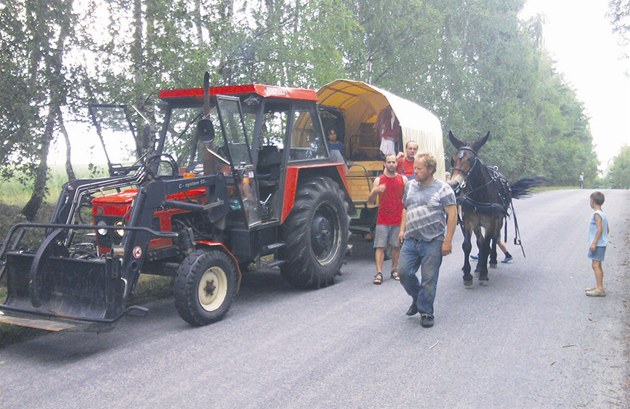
[{"xmin": 510, "ymin": 176, "xmax": 547, "ymax": 199}]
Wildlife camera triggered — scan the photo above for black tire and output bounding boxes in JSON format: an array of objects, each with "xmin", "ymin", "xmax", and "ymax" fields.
[
  {"xmin": 174, "ymin": 249, "xmax": 238, "ymax": 326},
  {"xmin": 280, "ymin": 177, "xmax": 349, "ymax": 289}
]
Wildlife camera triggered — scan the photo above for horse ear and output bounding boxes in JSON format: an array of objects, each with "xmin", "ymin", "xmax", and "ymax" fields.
[
  {"xmin": 448, "ymin": 131, "xmax": 465, "ymax": 149},
  {"xmin": 472, "ymin": 131, "xmax": 490, "ymax": 152}
]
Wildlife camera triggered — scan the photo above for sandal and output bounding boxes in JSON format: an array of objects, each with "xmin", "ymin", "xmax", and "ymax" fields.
[
  {"xmin": 390, "ymin": 270, "xmax": 400, "ymax": 281},
  {"xmin": 373, "ymin": 272, "xmax": 383, "ymax": 285},
  {"xmin": 586, "ymin": 288, "xmax": 606, "ymax": 297}
]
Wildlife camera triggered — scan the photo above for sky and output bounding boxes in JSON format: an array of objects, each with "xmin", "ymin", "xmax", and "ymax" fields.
[{"xmin": 520, "ymin": 0, "xmax": 630, "ymax": 172}]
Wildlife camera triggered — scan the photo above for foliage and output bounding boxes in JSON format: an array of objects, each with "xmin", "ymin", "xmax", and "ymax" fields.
[
  {"xmin": 609, "ymin": 0, "xmax": 630, "ymax": 46},
  {"xmin": 0, "ymin": 0, "xmax": 607, "ymax": 218},
  {"xmin": 609, "ymin": 0, "xmax": 630, "ymax": 78},
  {"xmin": 606, "ymin": 145, "xmax": 630, "ymax": 188}
]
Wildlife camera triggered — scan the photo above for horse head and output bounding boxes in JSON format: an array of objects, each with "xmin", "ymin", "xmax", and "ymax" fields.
[{"xmin": 447, "ymin": 131, "xmax": 490, "ymax": 193}]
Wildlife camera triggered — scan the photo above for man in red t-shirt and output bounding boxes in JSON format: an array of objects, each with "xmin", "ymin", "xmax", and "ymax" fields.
[
  {"xmin": 368, "ymin": 154, "xmax": 408, "ymax": 284},
  {"xmin": 397, "ymin": 140, "xmax": 419, "ymax": 177}
]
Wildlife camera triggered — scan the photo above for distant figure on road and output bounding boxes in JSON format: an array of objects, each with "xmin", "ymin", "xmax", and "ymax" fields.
[
  {"xmin": 579, "ymin": 172, "xmax": 584, "ymax": 189},
  {"xmin": 585, "ymin": 191, "xmax": 609, "ymax": 297}
]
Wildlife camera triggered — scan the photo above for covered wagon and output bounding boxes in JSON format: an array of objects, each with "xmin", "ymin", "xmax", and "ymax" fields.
[{"xmin": 317, "ymin": 79, "xmax": 445, "ymax": 234}]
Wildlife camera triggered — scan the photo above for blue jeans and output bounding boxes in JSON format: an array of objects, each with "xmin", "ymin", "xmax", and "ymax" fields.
[{"xmin": 398, "ymin": 237, "xmax": 443, "ymax": 317}]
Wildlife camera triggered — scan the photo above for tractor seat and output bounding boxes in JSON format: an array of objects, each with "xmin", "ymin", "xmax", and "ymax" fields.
[{"xmin": 257, "ymin": 145, "xmax": 283, "ymax": 186}]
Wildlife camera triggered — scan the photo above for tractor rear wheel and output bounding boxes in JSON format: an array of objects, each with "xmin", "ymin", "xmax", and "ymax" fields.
[
  {"xmin": 174, "ymin": 249, "xmax": 238, "ymax": 326},
  {"xmin": 280, "ymin": 177, "xmax": 349, "ymax": 289}
]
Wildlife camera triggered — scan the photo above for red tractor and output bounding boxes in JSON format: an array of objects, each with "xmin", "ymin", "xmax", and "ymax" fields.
[{"xmin": 0, "ymin": 73, "xmax": 352, "ymax": 331}]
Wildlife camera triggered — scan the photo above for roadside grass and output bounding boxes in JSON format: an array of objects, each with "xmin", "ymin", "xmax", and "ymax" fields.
[
  {"xmin": 533, "ymin": 185, "xmax": 574, "ymax": 193},
  {"xmin": 0, "ymin": 164, "xmax": 109, "ymax": 206}
]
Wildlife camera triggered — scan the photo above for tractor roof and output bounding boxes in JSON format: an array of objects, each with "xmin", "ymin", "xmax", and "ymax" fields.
[{"xmin": 159, "ymin": 84, "xmax": 318, "ymax": 105}]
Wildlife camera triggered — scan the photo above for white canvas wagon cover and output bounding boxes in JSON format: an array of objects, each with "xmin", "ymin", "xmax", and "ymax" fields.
[{"xmin": 317, "ymin": 79, "xmax": 445, "ymax": 178}]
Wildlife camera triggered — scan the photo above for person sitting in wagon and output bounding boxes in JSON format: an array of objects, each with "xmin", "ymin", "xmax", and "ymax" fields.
[{"xmin": 326, "ymin": 128, "xmax": 346, "ymax": 158}]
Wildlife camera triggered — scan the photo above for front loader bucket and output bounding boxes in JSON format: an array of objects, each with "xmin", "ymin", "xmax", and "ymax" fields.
[{"xmin": 0, "ymin": 229, "xmax": 127, "ymax": 331}]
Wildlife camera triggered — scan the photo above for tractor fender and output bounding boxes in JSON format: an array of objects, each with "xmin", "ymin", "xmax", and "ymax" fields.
[
  {"xmin": 281, "ymin": 164, "xmax": 353, "ymax": 223},
  {"xmin": 194, "ymin": 240, "xmax": 243, "ymax": 289}
]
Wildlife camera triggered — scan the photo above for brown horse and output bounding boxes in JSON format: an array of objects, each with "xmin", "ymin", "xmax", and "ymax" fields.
[{"xmin": 448, "ymin": 131, "xmax": 544, "ymax": 287}]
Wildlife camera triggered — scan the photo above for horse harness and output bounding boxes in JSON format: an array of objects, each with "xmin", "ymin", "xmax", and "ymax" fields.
[{"xmin": 451, "ymin": 151, "xmax": 526, "ymax": 256}]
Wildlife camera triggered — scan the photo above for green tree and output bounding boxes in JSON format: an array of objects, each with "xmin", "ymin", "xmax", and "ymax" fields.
[
  {"xmin": 0, "ymin": 0, "xmax": 605, "ymax": 214},
  {"xmin": 0, "ymin": 0, "xmax": 75, "ymax": 220},
  {"xmin": 609, "ymin": 0, "xmax": 630, "ymax": 45},
  {"xmin": 606, "ymin": 145, "xmax": 630, "ymax": 188}
]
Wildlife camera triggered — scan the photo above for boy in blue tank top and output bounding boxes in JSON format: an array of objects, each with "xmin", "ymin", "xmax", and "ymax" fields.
[{"xmin": 586, "ymin": 191, "xmax": 609, "ymax": 297}]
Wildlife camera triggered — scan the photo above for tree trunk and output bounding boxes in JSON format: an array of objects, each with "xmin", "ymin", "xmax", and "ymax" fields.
[
  {"xmin": 21, "ymin": 1, "xmax": 71, "ymax": 220},
  {"xmin": 21, "ymin": 110, "xmax": 53, "ymax": 220},
  {"xmin": 131, "ymin": 0, "xmax": 147, "ymax": 155},
  {"xmin": 58, "ymin": 108, "xmax": 76, "ymax": 182},
  {"xmin": 195, "ymin": 0, "xmax": 203, "ymax": 47}
]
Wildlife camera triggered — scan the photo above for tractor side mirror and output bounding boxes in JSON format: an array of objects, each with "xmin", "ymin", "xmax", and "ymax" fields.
[{"xmin": 197, "ymin": 118, "xmax": 215, "ymax": 143}]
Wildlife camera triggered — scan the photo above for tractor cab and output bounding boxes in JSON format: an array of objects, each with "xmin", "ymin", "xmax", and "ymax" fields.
[{"xmin": 156, "ymin": 83, "xmax": 343, "ymax": 226}]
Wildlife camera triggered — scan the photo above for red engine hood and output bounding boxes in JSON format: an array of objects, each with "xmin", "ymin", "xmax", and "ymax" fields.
[
  {"xmin": 91, "ymin": 187, "xmax": 208, "ymax": 206},
  {"xmin": 92, "ymin": 188, "xmax": 138, "ymax": 205}
]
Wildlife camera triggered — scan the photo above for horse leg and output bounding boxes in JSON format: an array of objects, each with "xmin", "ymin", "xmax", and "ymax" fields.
[
  {"xmin": 470, "ymin": 226, "xmax": 483, "ymax": 278},
  {"xmin": 476, "ymin": 234, "xmax": 492, "ymax": 284},
  {"xmin": 473, "ymin": 227, "xmax": 485, "ymax": 275},
  {"xmin": 489, "ymin": 235, "xmax": 498, "ymax": 268},
  {"xmin": 461, "ymin": 226, "xmax": 473, "ymax": 287},
  {"xmin": 489, "ymin": 219, "xmax": 503, "ymax": 268}
]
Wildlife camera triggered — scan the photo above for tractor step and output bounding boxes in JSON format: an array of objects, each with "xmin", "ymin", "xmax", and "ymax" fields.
[
  {"xmin": 266, "ymin": 260, "xmax": 285, "ymax": 268},
  {"xmin": 0, "ymin": 312, "xmax": 80, "ymax": 332},
  {"xmin": 262, "ymin": 242, "xmax": 286, "ymax": 252}
]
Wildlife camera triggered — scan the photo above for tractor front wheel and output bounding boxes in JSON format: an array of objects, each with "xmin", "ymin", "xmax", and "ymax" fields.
[{"xmin": 174, "ymin": 249, "xmax": 238, "ymax": 326}]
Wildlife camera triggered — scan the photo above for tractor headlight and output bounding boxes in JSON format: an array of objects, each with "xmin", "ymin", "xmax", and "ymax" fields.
[
  {"xmin": 114, "ymin": 221, "xmax": 125, "ymax": 237},
  {"xmin": 97, "ymin": 221, "xmax": 108, "ymax": 236}
]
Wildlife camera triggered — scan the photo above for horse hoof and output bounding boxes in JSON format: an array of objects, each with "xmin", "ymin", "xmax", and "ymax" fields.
[
  {"xmin": 464, "ymin": 280, "xmax": 473, "ymax": 288},
  {"xmin": 479, "ymin": 280, "xmax": 489, "ymax": 286},
  {"xmin": 490, "ymin": 263, "xmax": 497, "ymax": 269}
]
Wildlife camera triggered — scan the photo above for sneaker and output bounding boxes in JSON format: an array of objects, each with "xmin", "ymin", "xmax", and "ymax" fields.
[
  {"xmin": 470, "ymin": 253, "xmax": 479, "ymax": 260},
  {"xmin": 501, "ymin": 255, "xmax": 513, "ymax": 263},
  {"xmin": 406, "ymin": 303, "xmax": 418, "ymax": 316},
  {"xmin": 420, "ymin": 314, "xmax": 434, "ymax": 328}
]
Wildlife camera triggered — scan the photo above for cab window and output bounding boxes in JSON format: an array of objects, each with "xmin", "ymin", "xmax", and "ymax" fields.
[{"xmin": 289, "ymin": 107, "xmax": 327, "ymax": 161}]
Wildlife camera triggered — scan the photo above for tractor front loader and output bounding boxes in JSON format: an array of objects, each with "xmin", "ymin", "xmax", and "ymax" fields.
[{"xmin": 0, "ymin": 156, "xmax": 229, "ymax": 331}]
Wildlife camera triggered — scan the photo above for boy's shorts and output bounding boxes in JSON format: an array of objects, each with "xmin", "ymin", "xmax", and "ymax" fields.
[
  {"xmin": 587, "ymin": 246, "xmax": 606, "ymax": 261},
  {"xmin": 373, "ymin": 224, "xmax": 401, "ymax": 249}
]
